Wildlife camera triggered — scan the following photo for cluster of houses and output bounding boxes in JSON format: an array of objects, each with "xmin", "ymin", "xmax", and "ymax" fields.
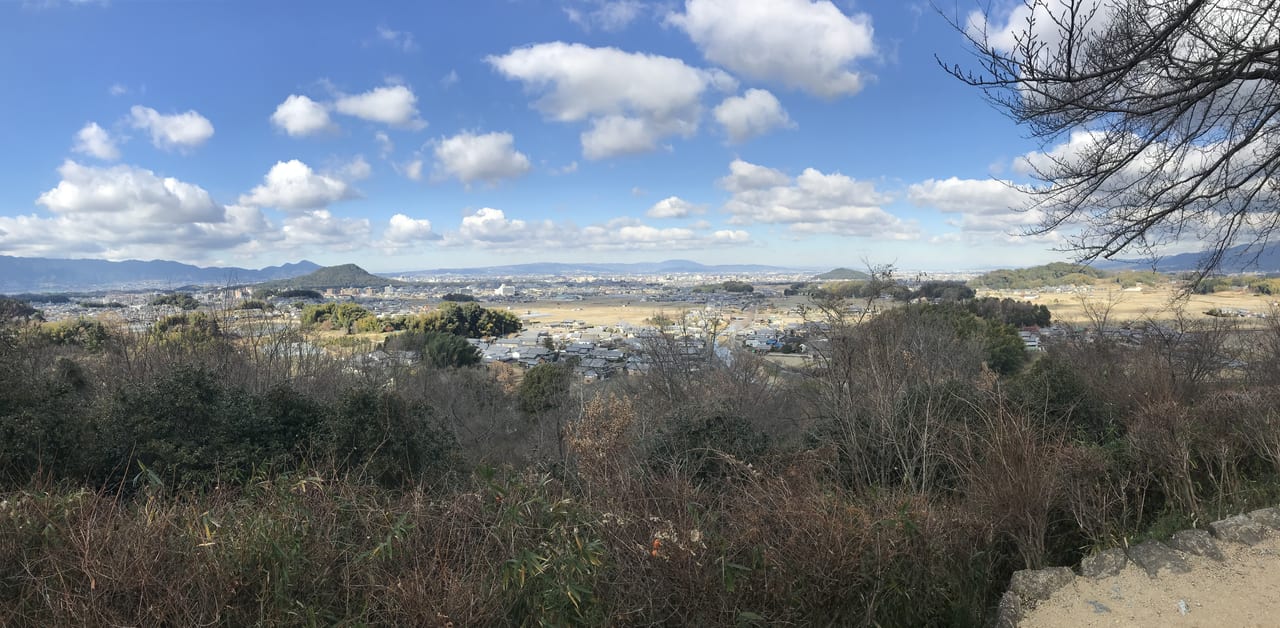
[{"xmin": 466, "ymin": 325, "xmax": 660, "ymax": 380}]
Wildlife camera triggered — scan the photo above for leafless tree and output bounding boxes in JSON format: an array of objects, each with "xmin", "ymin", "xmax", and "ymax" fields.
[{"xmin": 945, "ymin": 0, "xmax": 1280, "ymax": 279}]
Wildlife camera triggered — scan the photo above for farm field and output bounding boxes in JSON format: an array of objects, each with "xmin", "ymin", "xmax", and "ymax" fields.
[
  {"xmin": 996, "ymin": 286, "xmax": 1278, "ymax": 327},
  {"xmin": 501, "ymin": 287, "xmax": 1278, "ymax": 331}
]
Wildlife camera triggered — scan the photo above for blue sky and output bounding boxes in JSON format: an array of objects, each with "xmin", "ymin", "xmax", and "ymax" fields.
[{"xmin": 0, "ymin": 0, "xmax": 1064, "ymax": 272}]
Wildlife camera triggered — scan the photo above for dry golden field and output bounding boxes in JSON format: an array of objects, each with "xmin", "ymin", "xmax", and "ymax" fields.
[
  {"xmin": 500, "ymin": 287, "xmax": 1279, "ymax": 330},
  {"xmin": 996, "ymin": 286, "xmax": 1278, "ymax": 327}
]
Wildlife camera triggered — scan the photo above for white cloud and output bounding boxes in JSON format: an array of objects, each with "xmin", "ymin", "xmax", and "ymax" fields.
[
  {"xmin": 340, "ymin": 155, "xmax": 372, "ymax": 181},
  {"xmin": 718, "ymin": 159, "xmax": 915, "ymax": 238},
  {"xmin": 565, "ymin": 0, "xmax": 644, "ymax": 31},
  {"xmin": 907, "ymin": 177, "xmax": 1030, "ymax": 215},
  {"xmin": 374, "ymin": 131, "xmax": 394, "ymax": 158},
  {"xmin": 444, "ymin": 207, "xmax": 751, "ymax": 252},
  {"xmin": 333, "ymin": 84, "xmax": 426, "ymax": 129},
  {"xmin": 581, "ymin": 115, "xmax": 687, "ymax": 159},
  {"xmin": 108, "ymin": 83, "xmax": 128, "ymax": 96},
  {"xmin": 719, "ymin": 158, "xmax": 790, "ymax": 192},
  {"xmin": 270, "ymin": 94, "xmax": 334, "ymax": 137},
  {"xmin": 487, "ymin": 42, "xmax": 735, "ymax": 159},
  {"xmin": 376, "ymin": 25, "xmax": 417, "ymax": 52},
  {"xmin": 0, "ymin": 161, "xmax": 265, "ymax": 261},
  {"xmin": 908, "ymin": 177, "xmax": 1043, "ymax": 243},
  {"xmin": 71, "ymin": 122, "xmax": 120, "ymax": 161},
  {"xmin": 382, "ymin": 213, "xmax": 439, "ymax": 249},
  {"xmin": 128, "ymin": 105, "xmax": 215, "ymax": 151},
  {"xmin": 280, "ymin": 210, "xmax": 371, "ymax": 250},
  {"xmin": 239, "ymin": 159, "xmax": 355, "ymax": 211},
  {"xmin": 668, "ymin": 0, "xmax": 876, "ymax": 98},
  {"xmin": 401, "ymin": 159, "xmax": 424, "ymax": 181},
  {"xmin": 713, "ymin": 89, "xmax": 794, "ymax": 142},
  {"xmin": 433, "ymin": 131, "xmax": 532, "ymax": 184},
  {"xmin": 440, "ymin": 70, "xmax": 460, "ymax": 89},
  {"xmin": 647, "ymin": 196, "xmax": 704, "ymax": 219}
]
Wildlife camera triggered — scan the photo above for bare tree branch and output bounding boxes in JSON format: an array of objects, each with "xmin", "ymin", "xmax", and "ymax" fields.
[{"xmin": 942, "ymin": 0, "xmax": 1280, "ymax": 281}]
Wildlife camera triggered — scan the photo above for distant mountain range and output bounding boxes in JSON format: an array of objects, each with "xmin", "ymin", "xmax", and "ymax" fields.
[
  {"xmin": 0, "ymin": 256, "xmax": 322, "ymax": 293},
  {"xmin": 1098, "ymin": 243, "xmax": 1280, "ymax": 273},
  {"xmin": 391, "ymin": 259, "xmax": 797, "ymax": 277}
]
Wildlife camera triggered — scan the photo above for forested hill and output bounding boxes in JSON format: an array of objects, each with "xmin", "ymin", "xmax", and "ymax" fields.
[
  {"xmin": 813, "ymin": 267, "xmax": 871, "ymax": 281},
  {"xmin": 971, "ymin": 263, "xmax": 1170, "ymax": 290},
  {"xmin": 250, "ymin": 264, "xmax": 407, "ymax": 290}
]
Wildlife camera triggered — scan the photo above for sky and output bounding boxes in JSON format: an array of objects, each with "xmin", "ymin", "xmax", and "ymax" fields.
[{"xmin": 0, "ymin": 0, "xmax": 1068, "ymax": 273}]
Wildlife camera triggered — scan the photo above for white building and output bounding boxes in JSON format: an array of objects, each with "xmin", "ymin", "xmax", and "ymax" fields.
[{"xmin": 495, "ymin": 284, "xmax": 516, "ymax": 297}]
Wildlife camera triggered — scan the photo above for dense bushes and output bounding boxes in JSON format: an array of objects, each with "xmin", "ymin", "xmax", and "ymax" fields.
[
  {"xmin": 6, "ymin": 299, "xmax": 1280, "ymax": 625},
  {"xmin": 0, "ymin": 359, "xmax": 456, "ymax": 490}
]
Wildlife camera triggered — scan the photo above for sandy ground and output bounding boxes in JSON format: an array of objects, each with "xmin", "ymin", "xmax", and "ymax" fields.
[{"xmin": 1023, "ymin": 535, "xmax": 1280, "ymax": 627}]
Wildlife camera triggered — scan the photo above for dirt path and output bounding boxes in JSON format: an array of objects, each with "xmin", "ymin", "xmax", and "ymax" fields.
[{"xmin": 1023, "ymin": 535, "xmax": 1280, "ymax": 627}]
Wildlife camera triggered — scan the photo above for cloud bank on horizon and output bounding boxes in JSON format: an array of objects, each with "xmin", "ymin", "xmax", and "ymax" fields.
[{"xmin": 0, "ymin": 0, "xmax": 1075, "ymax": 271}]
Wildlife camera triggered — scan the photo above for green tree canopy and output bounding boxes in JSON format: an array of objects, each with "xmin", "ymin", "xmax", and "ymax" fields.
[
  {"xmin": 301, "ymin": 302, "xmax": 375, "ymax": 332},
  {"xmin": 518, "ymin": 363, "xmax": 572, "ymax": 414},
  {"xmin": 151, "ymin": 293, "xmax": 200, "ymax": 310},
  {"xmin": 384, "ymin": 330, "xmax": 481, "ymax": 368},
  {"xmin": 408, "ymin": 302, "xmax": 522, "ymax": 338}
]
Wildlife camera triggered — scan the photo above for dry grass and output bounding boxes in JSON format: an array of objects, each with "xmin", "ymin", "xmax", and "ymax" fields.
[{"xmin": 1001, "ymin": 286, "xmax": 1277, "ymax": 327}]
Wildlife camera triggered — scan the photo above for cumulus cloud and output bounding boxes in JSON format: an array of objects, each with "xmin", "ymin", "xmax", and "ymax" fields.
[
  {"xmin": 280, "ymin": 210, "xmax": 371, "ymax": 250},
  {"xmin": 401, "ymin": 159, "xmax": 425, "ymax": 182},
  {"xmin": 713, "ymin": 89, "xmax": 794, "ymax": 142},
  {"xmin": 0, "ymin": 160, "xmax": 266, "ymax": 261},
  {"xmin": 270, "ymin": 94, "xmax": 334, "ymax": 137},
  {"xmin": 71, "ymin": 122, "xmax": 120, "ymax": 160},
  {"xmin": 646, "ymin": 196, "xmax": 705, "ymax": 219},
  {"xmin": 718, "ymin": 159, "xmax": 915, "ymax": 238},
  {"xmin": 128, "ymin": 105, "xmax": 215, "ymax": 151},
  {"xmin": 382, "ymin": 213, "xmax": 439, "ymax": 248},
  {"xmin": 433, "ymin": 131, "xmax": 532, "ymax": 184},
  {"xmin": 239, "ymin": 159, "xmax": 356, "ymax": 211},
  {"xmin": 565, "ymin": 0, "xmax": 644, "ymax": 31},
  {"xmin": 333, "ymin": 84, "xmax": 426, "ymax": 129},
  {"xmin": 487, "ymin": 42, "xmax": 735, "ymax": 159},
  {"xmin": 668, "ymin": 0, "xmax": 876, "ymax": 98},
  {"xmin": 908, "ymin": 176, "xmax": 1053, "ymax": 244},
  {"xmin": 907, "ymin": 177, "xmax": 1031, "ymax": 215},
  {"xmin": 340, "ymin": 155, "xmax": 372, "ymax": 181},
  {"xmin": 442, "ymin": 207, "xmax": 751, "ymax": 251}
]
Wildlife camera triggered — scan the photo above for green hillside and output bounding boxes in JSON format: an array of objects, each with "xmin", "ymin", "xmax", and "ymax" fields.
[
  {"xmin": 252, "ymin": 264, "xmax": 407, "ymax": 290},
  {"xmin": 971, "ymin": 263, "xmax": 1107, "ymax": 289},
  {"xmin": 814, "ymin": 267, "xmax": 871, "ymax": 281}
]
